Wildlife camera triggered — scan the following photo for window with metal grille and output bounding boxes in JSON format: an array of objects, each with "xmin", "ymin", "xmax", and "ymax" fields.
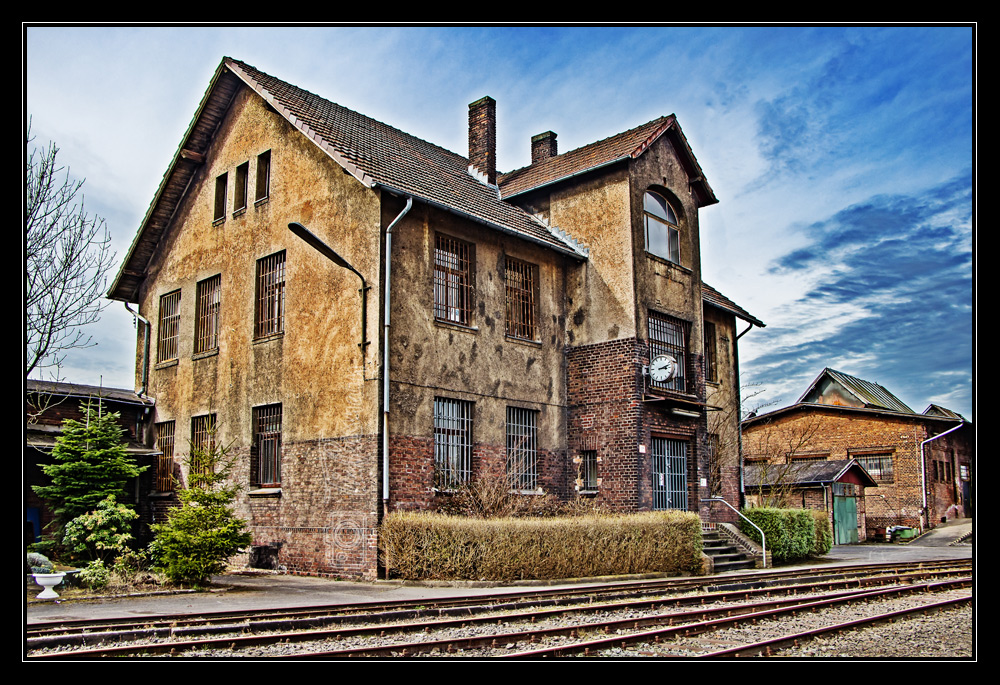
[
  {"xmin": 704, "ymin": 320, "xmax": 718, "ymax": 383},
  {"xmin": 580, "ymin": 450, "xmax": 598, "ymax": 491},
  {"xmin": 856, "ymin": 453, "xmax": 893, "ymax": 482},
  {"xmin": 252, "ymin": 404, "xmax": 282, "ymax": 488},
  {"xmin": 505, "ymin": 257, "xmax": 537, "ymax": 341},
  {"xmin": 190, "ymin": 414, "xmax": 216, "ymax": 476},
  {"xmin": 434, "ymin": 234, "xmax": 474, "ymax": 325},
  {"xmin": 195, "ymin": 275, "xmax": 221, "ymax": 354},
  {"xmin": 214, "ymin": 173, "xmax": 227, "ymax": 222},
  {"xmin": 255, "ymin": 251, "xmax": 285, "ymax": 338},
  {"xmin": 234, "ymin": 162, "xmax": 249, "ymax": 213},
  {"xmin": 256, "ymin": 150, "xmax": 270, "ymax": 203},
  {"xmin": 506, "ymin": 407, "xmax": 538, "ymax": 490},
  {"xmin": 157, "ymin": 290, "xmax": 181, "ymax": 362},
  {"xmin": 644, "ymin": 190, "xmax": 680, "ymax": 263},
  {"xmin": 155, "ymin": 421, "xmax": 175, "ymax": 492},
  {"xmin": 434, "ymin": 397, "xmax": 473, "ymax": 490},
  {"xmin": 651, "ymin": 437, "xmax": 688, "ymax": 511},
  {"xmin": 648, "ymin": 312, "xmax": 689, "ymax": 393}
]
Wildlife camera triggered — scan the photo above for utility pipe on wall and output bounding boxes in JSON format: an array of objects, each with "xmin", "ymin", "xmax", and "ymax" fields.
[{"xmin": 125, "ymin": 302, "xmax": 150, "ymax": 397}]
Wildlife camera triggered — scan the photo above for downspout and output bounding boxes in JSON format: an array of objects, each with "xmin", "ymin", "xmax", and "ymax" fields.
[
  {"xmin": 125, "ymin": 302, "xmax": 150, "ymax": 397},
  {"xmin": 919, "ymin": 422, "xmax": 963, "ymax": 529},
  {"xmin": 382, "ymin": 196, "xmax": 414, "ymax": 506}
]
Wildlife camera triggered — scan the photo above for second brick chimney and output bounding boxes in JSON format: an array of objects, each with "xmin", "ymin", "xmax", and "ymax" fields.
[
  {"xmin": 531, "ymin": 131, "xmax": 558, "ymax": 164},
  {"xmin": 468, "ymin": 96, "xmax": 497, "ymax": 185}
]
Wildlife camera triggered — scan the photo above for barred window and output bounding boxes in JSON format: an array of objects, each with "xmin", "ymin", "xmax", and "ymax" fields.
[
  {"xmin": 506, "ymin": 406, "xmax": 538, "ymax": 490},
  {"xmin": 649, "ymin": 312, "xmax": 689, "ymax": 393},
  {"xmin": 255, "ymin": 251, "xmax": 285, "ymax": 338},
  {"xmin": 704, "ymin": 321, "xmax": 718, "ymax": 383},
  {"xmin": 234, "ymin": 162, "xmax": 249, "ymax": 213},
  {"xmin": 157, "ymin": 290, "xmax": 181, "ymax": 362},
  {"xmin": 856, "ymin": 453, "xmax": 894, "ymax": 483},
  {"xmin": 505, "ymin": 257, "xmax": 538, "ymax": 341},
  {"xmin": 195, "ymin": 275, "xmax": 221, "ymax": 354},
  {"xmin": 434, "ymin": 234, "xmax": 474, "ymax": 325},
  {"xmin": 434, "ymin": 397, "xmax": 473, "ymax": 490},
  {"xmin": 190, "ymin": 414, "xmax": 216, "ymax": 476},
  {"xmin": 652, "ymin": 437, "xmax": 688, "ymax": 511},
  {"xmin": 580, "ymin": 450, "xmax": 598, "ymax": 491},
  {"xmin": 256, "ymin": 150, "xmax": 271, "ymax": 203},
  {"xmin": 214, "ymin": 172, "xmax": 227, "ymax": 222},
  {"xmin": 644, "ymin": 190, "xmax": 680, "ymax": 264},
  {"xmin": 155, "ymin": 421, "xmax": 175, "ymax": 492},
  {"xmin": 252, "ymin": 404, "xmax": 282, "ymax": 488}
]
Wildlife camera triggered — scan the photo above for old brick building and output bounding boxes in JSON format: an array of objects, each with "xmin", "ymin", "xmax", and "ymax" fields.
[
  {"xmin": 742, "ymin": 368, "xmax": 973, "ymax": 541},
  {"xmin": 107, "ymin": 57, "xmax": 762, "ymax": 577}
]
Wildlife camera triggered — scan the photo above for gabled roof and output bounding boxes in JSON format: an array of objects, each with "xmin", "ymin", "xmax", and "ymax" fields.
[
  {"xmin": 702, "ymin": 282, "xmax": 765, "ymax": 328},
  {"xmin": 923, "ymin": 404, "xmax": 967, "ymax": 421},
  {"xmin": 499, "ymin": 115, "xmax": 717, "ymax": 207},
  {"xmin": 26, "ymin": 379, "xmax": 153, "ymax": 407},
  {"xmin": 744, "ymin": 459, "xmax": 879, "ymax": 489},
  {"xmin": 798, "ymin": 368, "xmax": 914, "ymax": 413},
  {"xmin": 109, "ymin": 57, "xmax": 588, "ymax": 302}
]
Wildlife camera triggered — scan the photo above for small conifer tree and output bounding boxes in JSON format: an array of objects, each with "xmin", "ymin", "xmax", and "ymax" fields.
[
  {"xmin": 33, "ymin": 398, "xmax": 146, "ymax": 533},
  {"xmin": 150, "ymin": 431, "xmax": 252, "ymax": 585}
]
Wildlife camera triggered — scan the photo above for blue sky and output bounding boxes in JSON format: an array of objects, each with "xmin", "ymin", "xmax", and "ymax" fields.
[{"xmin": 24, "ymin": 25, "xmax": 975, "ymax": 421}]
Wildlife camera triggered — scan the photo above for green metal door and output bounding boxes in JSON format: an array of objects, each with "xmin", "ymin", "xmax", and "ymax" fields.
[{"xmin": 833, "ymin": 495, "xmax": 858, "ymax": 545}]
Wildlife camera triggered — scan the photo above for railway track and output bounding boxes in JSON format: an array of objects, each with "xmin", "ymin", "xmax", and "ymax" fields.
[{"xmin": 25, "ymin": 560, "xmax": 972, "ymax": 659}]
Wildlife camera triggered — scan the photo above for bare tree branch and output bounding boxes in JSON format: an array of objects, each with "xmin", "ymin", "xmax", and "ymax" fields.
[{"xmin": 25, "ymin": 120, "xmax": 116, "ymax": 379}]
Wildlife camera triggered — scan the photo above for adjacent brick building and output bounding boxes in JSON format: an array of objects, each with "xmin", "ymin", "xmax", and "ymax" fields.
[
  {"xmin": 107, "ymin": 57, "xmax": 762, "ymax": 578},
  {"xmin": 742, "ymin": 368, "xmax": 973, "ymax": 541}
]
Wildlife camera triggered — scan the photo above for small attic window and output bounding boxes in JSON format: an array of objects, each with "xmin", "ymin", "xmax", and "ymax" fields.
[
  {"xmin": 214, "ymin": 173, "xmax": 227, "ymax": 223},
  {"xmin": 234, "ymin": 162, "xmax": 249, "ymax": 214},
  {"xmin": 256, "ymin": 150, "xmax": 271, "ymax": 204},
  {"xmin": 644, "ymin": 190, "xmax": 680, "ymax": 264}
]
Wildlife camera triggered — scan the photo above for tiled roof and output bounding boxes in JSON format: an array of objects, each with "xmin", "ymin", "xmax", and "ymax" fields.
[
  {"xmin": 499, "ymin": 115, "xmax": 717, "ymax": 207},
  {"xmin": 702, "ymin": 283, "xmax": 765, "ymax": 328},
  {"xmin": 226, "ymin": 59, "xmax": 587, "ymax": 259},
  {"xmin": 26, "ymin": 379, "xmax": 152, "ymax": 406},
  {"xmin": 802, "ymin": 368, "xmax": 914, "ymax": 413},
  {"xmin": 744, "ymin": 459, "xmax": 878, "ymax": 488}
]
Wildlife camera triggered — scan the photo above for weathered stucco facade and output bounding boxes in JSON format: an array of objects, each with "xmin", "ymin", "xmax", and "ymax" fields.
[{"xmin": 109, "ymin": 58, "xmax": 762, "ymax": 577}]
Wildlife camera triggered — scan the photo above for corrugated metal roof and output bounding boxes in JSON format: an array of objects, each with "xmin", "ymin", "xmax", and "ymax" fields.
[
  {"xmin": 799, "ymin": 368, "xmax": 915, "ymax": 413},
  {"xmin": 26, "ymin": 379, "xmax": 152, "ymax": 406},
  {"xmin": 923, "ymin": 404, "xmax": 966, "ymax": 421},
  {"xmin": 744, "ymin": 459, "xmax": 878, "ymax": 488}
]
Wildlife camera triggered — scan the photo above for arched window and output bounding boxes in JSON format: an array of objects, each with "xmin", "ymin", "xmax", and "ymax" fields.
[{"xmin": 644, "ymin": 191, "xmax": 680, "ymax": 264}]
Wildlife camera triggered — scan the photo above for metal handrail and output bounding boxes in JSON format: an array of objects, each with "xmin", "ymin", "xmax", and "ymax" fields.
[{"xmin": 701, "ymin": 497, "xmax": 767, "ymax": 568}]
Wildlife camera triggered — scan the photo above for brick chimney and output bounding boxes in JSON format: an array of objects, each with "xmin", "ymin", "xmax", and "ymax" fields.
[
  {"xmin": 531, "ymin": 131, "xmax": 558, "ymax": 164},
  {"xmin": 468, "ymin": 96, "xmax": 497, "ymax": 185}
]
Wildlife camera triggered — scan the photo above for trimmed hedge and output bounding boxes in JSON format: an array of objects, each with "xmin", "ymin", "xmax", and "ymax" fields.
[
  {"xmin": 739, "ymin": 507, "xmax": 817, "ymax": 563},
  {"xmin": 380, "ymin": 511, "xmax": 703, "ymax": 581},
  {"xmin": 810, "ymin": 509, "xmax": 833, "ymax": 556}
]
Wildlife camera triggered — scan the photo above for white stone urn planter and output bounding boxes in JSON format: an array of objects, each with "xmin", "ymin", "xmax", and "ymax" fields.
[{"xmin": 32, "ymin": 572, "xmax": 66, "ymax": 599}]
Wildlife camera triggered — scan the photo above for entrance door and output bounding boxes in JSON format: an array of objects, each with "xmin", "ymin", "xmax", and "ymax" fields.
[
  {"xmin": 833, "ymin": 494, "xmax": 858, "ymax": 544},
  {"xmin": 652, "ymin": 437, "xmax": 688, "ymax": 510}
]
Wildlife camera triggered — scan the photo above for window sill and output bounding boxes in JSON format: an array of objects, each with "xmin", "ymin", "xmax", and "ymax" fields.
[
  {"xmin": 510, "ymin": 488, "xmax": 545, "ymax": 496},
  {"xmin": 212, "ymin": 217, "xmax": 226, "ymax": 227},
  {"xmin": 253, "ymin": 332, "xmax": 284, "ymax": 345},
  {"xmin": 505, "ymin": 335, "xmax": 542, "ymax": 348},
  {"xmin": 249, "ymin": 487, "xmax": 281, "ymax": 498},
  {"xmin": 434, "ymin": 319, "xmax": 479, "ymax": 334},
  {"xmin": 232, "ymin": 207, "xmax": 247, "ymax": 219},
  {"xmin": 192, "ymin": 348, "xmax": 219, "ymax": 361},
  {"xmin": 154, "ymin": 359, "xmax": 179, "ymax": 370},
  {"xmin": 148, "ymin": 490, "xmax": 175, "ymax": 498},
  {"xmin": 254, "ymin": 196, "xmax": 269, "ymax": 207},
  {"xmin": 576, "ymin": 489, "xmax": 598, "ymax": 496},
  {"xmin": 645, "ymin": 252, "xmax": 692, "ymax": 274}
]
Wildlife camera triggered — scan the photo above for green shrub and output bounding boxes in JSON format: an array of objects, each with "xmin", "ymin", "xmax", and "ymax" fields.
[
  {"xmin": 61, "ymin": 495, "xmax": 138, "ymax": 563},
  {"xmin": 150, "ymin": 436, "xmax": 251, "ymax": 585},
  {"xmin": 739, "ymin": 507, "xmax": 817, "ymax": 563},
  {"xmin": 810, "ymin": 509, "xmax": 833, "ymax": 556},
  {"xmin": 380, "ymin": 511, "xmax": 702, "ymax": 581},
  {"xmin": 79, "ymin": 559, "xmax": 110, "ymax": 590}
]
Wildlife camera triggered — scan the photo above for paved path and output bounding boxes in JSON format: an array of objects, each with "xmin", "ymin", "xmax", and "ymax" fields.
[{"xmin": 26, "ymin": 518, "xmax": 972, "ymax": 625}]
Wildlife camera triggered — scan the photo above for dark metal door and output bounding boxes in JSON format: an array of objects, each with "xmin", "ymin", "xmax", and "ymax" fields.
[{"xmin": 652, "ymin": 437, "xmax": 688, "ymax": 511}]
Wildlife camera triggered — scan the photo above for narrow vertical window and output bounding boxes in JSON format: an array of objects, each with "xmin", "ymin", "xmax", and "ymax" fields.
[
  {"xmin": 255, "ymin": 150, "xmax": 271, "ymax": 203},
  {"xmin": 580, "ymin": 450, "xmax": 598, "ymax": 491},
  {"xmin": 252, "ymin": 404, "xmax": 282, "ymax": 488},
  {"xmin": 704, "ymin": 321, "xmax": 718, "ymax": 383},
  {"xmin": 434, "ymin": 234, "xmax": 474, "ymax": 325},
  {"xmin": 190, "ymin": 414, "xmax": 216, "ymax": 476},
  {"xmin": 434, "ymin": 397, "xmax": 473, "ymax": 489},
  {"xmin": 505, "ymin": 257, "xmax": 538, "ymax": 341},
  {"xmin": 195, "ymin": 275, "xmax": 221, "ymax": 354},
  {"xmin": 157, "ymin": 290, "xmax": 181, "ymax": 362},
  {"xmin": 255, "ymin": 251, "xmax": 285, "ymax": 338},
  {"xmin": 214, "ymin": 173, "xmax": 228, "ymax": 222},
  {"xmin": 649, "ymin": 312, "xmax": 689, "ymax": 393},
  {"xmin": 234, "ymin": 162, "xmax": 249, "ymax": 213},
  {"xmin": 644, "ymin": 190, "xmax": 680, "ymax": 263},
  {"xmin": 506, "ymin": 406, "xmax": 538, "ymax": 490},
  {"xmin": 155, "ymin": 421, "xmax": 175, "ymax": 492}
]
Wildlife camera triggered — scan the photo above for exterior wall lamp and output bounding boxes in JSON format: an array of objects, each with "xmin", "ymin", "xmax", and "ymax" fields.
[{"xmin": 288, "ymin": 222, "xmax": 370, "ymax": 354}]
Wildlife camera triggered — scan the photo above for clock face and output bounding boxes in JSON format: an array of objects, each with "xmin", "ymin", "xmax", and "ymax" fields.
[{"xmin": 650, "ymin": 354, "xmax": 677, "ymax": 383}]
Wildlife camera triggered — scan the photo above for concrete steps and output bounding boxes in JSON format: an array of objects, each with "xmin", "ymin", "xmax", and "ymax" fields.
[{"xmin": 702, "ymin": 529, "xmax": 755, "ymax": 572}]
